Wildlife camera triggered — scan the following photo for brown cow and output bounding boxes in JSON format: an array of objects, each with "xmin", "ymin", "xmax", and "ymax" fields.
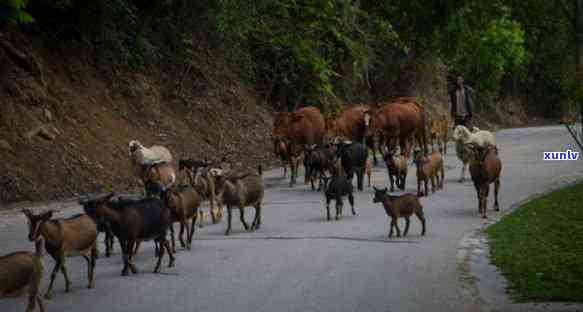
[
  {"xmin": 286, "ymin": 106, "xmax": 326, "ymax": 187},
  {"xmin": 272, "ymin": 112, "xmax": 292, "ymax": 177},
  {"xmin": 367, "ymin": 98, "xmax": 428, "ymax": 159},
  {"xmin": 325, "ymin": 104, "xmax": 379, "ymax": 165}
]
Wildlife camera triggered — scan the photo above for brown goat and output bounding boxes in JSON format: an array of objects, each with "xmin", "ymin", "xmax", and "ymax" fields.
[
  {"xmin": 161, "ymin": 185, "xmax": 202, "ymax": 252},
  {"xmin": 23, "ymin": 210, "xmax": 97, "ymax": 299},
  {"xmin": 383, "ymin": 149, "xmax": 408, "ymax": 192},
  {"xmin": 0, "ymin": 240, "xmax": 45, "ymax": 312},
  {"xmin": 365, "ymin": 158, "xmax": 372, "ymax": 187},
  {"xmin": 211, "ymin": 167, "xmax": 264, "ymax": 236},
  {"xmin": 142, "ymin": 162, "xmax": 177, "ymax": 197},
  {"xmin": 469, "ymin": 144, "xmax": 502, "ymax": 218},
  {"xmin": 372, "ymin": 187, "xmax": 426, "ymax": 238},
  {"xmin": 430, "ymin": 114, "xmax": 449, "ymax": 155},
  {"xmin": 415, "ymin": 151, "xmax": 444, "ymax": 197}
]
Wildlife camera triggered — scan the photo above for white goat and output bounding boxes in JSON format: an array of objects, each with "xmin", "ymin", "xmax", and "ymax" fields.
[{"xmin": 452, "ymin": 126, "xmax": 496, "ymax": 182}]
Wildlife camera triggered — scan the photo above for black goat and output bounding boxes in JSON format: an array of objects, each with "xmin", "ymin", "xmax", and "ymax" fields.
[
  {"xmin": 321, "ymin": 174, "xmax": 356, "ymax": 221},
  {"xmin": 83, "ymin": 193, "xmax": 174, "ymax": 276},
  {"xmin": 334, "ymin": 140, "xmax": 368, "ymax": 191}
]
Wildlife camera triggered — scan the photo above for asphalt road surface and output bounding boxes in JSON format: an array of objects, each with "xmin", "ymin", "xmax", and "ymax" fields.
[{"xmin": 1, "ymin": 126, "xmax": 581, "ymax": 312}]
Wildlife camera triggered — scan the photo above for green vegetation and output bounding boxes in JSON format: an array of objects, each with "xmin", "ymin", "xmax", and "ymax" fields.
[
  {"xmin": 487, "ymin": 182, "xmax": 583, "ymax": 302},
  {"xmin": 1, "ymin": 0, "xmax": 582, "ymax": 118},
  {"xmin": 0, "ymin": 0, "xmax": 33, "ymax": 25}
]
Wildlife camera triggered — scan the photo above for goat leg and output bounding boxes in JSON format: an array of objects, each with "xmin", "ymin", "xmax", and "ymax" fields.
[
  {"xmin": 209, "ymin": 196, "xmax": 217, "ymax": 225},
  {"xmin": 393, "ymin": 219, "xmax": 401, "ymax": 237},
  {"xmin": 460, "ymin": 163, "xmax": 466, "ymax": 183},
  {"xmin": 349, "ymin": 193, "xmax": 356, "ymax": 216},
  {"xmin": 89, "ymin": 243, "xmax": 97, "ymax": 288},
  {"xmin": 44, "ymin": 258, "xmax": 61, "ymax": 299},
  {"xmin": 336, "ymin": 199, "xmax": 343, "ymax": 220},
  {"xmin": 153, "ymin": 239, "xmax": 165, "ymax": 273},
  {"xmin": 121, "ymin": 241, "xmax": 130, "ymax": 276},
  {"xmin": 416, "ymin": 212, "xmax": 426, "ymax": 236},
  {"xmin": 105, "ymin": 229, "xmax": 114, "ymax": 257},
  {"xmin": 326, "ymin": 197, "xmax": 331, "ymax": 221},
  {"xmin": 494, "ymin": 179, "xmax": 501, "ymax": 211},
  {"xmin": 165, "ymin": 240, "xmax": 175, "ymax": 268},
  {"xmin": 239, "ymin": 206, "xmax": 250, "ymax": 230},
  {"xmin": 179, "ymin": 222, "xmax": 186, "ymax": 249},
  {"xmin": 188, "ymin": 215, "xmax": 197, "ymax": 250},
  {"xmin": 430, "ymin": 176, "xmax": 436, "ymax": 193},
  {"xmin": 403, "ymin": 217, "xmax": 410, "ymax": 237},
  {"xmin": 388, "ymin": 219, "xmax": 394, "ymax": 238},
  {"xmin": 169, "ymin": 225, "xmax": 176, "ymax": 254},
  {"xmin": 225, "ymin": 206, "xmax": 233, "ymax": 236},
  {"xmin": 128, "ymin": 241, "xmax": 138, "ymax": 274},
  {"xmin": 59, "ymin": 259, "xmax": 72, "ymax": 293}
]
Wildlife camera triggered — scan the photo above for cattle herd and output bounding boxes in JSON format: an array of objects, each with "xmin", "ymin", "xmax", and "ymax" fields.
[{"xmin": 1, "ymin": 97, "xmax": 502, "ymax": 312}]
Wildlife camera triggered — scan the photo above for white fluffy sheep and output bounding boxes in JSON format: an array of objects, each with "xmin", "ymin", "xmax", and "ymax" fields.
[
  {"xmin": 452, "ymin": 126, "xmax": 496, "ymax": 182},
  {"xmin": 128, "ymin": 140, "xmax": 173, "ymax": 180}
]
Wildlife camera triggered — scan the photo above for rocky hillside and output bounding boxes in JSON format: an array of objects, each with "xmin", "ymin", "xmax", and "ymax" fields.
[{"xmin": 0, "ymin": 29, "xmax": 275, "ymax": 204}]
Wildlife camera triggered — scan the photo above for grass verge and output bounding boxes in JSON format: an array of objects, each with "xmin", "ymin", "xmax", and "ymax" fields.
[{"xmin": 486, "ymin": 181, "xmax": 583, "ymax": 302}]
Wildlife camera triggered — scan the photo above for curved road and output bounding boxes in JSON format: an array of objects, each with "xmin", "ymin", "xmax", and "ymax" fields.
[{"xmin": 1, "ymin": 126, "xmax": 581, "ymax": 312}]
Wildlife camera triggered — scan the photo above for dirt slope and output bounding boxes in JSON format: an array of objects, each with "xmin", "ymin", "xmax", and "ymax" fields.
[{"xmin": 0, "ymin": 29, "xmax": 275, "ymax": 204}]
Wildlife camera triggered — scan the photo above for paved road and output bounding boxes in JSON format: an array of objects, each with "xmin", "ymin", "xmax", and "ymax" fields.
[{"xmin": 1, "ymin": 126, "xmax": 581, "ymax": 312}]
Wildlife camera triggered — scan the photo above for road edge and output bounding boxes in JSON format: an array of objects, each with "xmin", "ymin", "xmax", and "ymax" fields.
[{"xmin": 457, "ymin": 178, "xmax": 583, "ymax": 312}]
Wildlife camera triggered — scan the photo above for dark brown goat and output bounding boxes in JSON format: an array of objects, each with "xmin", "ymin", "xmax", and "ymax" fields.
[
  {"xmin": 372, "ymin": 187, "xmax": 426, "ymax": 238},
  {"xmin": 23, "ymin": 210, "xmax": 97, "ymax": 299},
  {"xmin": 85, "ymin": 194, "xmax": 175, "ymax": 276},
  {"xmin": 0, "ymin": 240, "xmax": 45, "ymax": 312},
  {"xmin": 468, "ymin": 144, "xmax": 502, "ymax": 218}
]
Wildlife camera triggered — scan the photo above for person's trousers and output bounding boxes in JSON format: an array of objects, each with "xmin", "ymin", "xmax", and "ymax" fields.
[{"xmin": 454, "ymin": 115, "xmax": 473, "ymax": 129}]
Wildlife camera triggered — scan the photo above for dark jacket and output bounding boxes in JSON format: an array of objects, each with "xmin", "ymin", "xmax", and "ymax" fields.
[{"xmin": 450, "ymin": 85, "xmax": 474, "ymax": 118}]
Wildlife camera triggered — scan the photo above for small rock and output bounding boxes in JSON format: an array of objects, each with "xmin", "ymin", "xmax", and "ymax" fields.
[
  {"xmin": 44, "ymin": 109, "xmax": 53, "ymax": 121},
  {"xmin": 38, "ymin": 126, "xmax": 56, "ymax": 141},
  {"xmin": 0, "ymin": 139, "xmax": 12, "ymax": 151}
]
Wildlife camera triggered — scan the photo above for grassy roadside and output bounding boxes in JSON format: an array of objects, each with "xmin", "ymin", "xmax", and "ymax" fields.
[{"xmin": 486, "ymin": 181, "xmax": 583, "ymax": 302}]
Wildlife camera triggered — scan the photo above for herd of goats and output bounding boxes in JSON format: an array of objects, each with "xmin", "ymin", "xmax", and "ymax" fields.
[{"xmin": 0, "ymin": 96, "xmax": 502, "ymax": 312}]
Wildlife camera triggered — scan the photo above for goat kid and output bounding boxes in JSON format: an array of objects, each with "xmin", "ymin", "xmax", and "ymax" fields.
[
  {"xmin": 415, "ymin": 151, "xmax": 444, "ymax": 197},
  {"xmin": 372, "ymin": 187, "xmax": 426, "ymax": 238},
  {"xmin": 321, "ymin": 174, "xmax": 356, "ymax": 221}
]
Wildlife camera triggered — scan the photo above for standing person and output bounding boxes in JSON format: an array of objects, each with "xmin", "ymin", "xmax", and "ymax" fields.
[{"xmin": 450, "ymin": 75, "xmax": 474, "ymax": 129}]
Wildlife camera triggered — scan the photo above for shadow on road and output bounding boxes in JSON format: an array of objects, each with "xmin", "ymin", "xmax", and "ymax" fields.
[{"xmin": 194, "ymin": 235, "xmax": 420, "ymax": 244}]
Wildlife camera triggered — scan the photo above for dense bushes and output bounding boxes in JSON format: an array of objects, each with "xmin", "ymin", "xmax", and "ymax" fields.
[{"xmin": 1, "ymin": 0, "xmax": 580, "ymax": 118}]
